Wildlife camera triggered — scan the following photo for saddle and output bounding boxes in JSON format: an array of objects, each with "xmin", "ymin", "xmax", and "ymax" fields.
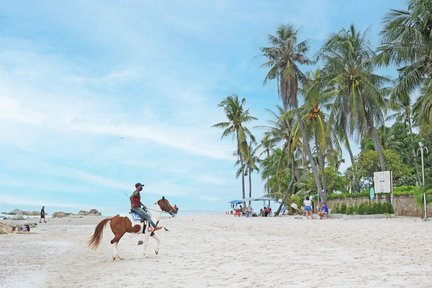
[{"xmin": 130, "ymin": 210, "xmax": 144, "ymax": 222}]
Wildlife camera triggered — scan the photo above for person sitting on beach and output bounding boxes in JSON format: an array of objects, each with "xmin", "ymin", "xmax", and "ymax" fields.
[
  {"xmin": 130, "ymin": 183, "xmax": 162, "ymax": 232},
  {"xmin": 246, "ymin": 206, "xmax": 253, "ymax": 218},
  {"xmin": 303, "ymin": 196, "xmax": 313, "ymax": 219},
  {"xmin": 318, "ymin": 203, "xmax": 329, "ymax": 220},
  {"xmin": 39, "ymin": 206, "xmax": 47, "ymax": 223}
]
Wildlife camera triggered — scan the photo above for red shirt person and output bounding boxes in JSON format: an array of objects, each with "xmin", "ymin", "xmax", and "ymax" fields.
[{"xmin": 130, "ymin": 183, "xmax": 160, "ymax": 231}]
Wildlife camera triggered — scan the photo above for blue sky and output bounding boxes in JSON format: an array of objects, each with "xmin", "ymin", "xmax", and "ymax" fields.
[{"xmin": 0, "ymin": 0, "xmax": 407, "ymax": 215}]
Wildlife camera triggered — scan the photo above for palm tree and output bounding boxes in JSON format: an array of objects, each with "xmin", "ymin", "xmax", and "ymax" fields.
[
  {"xmin": 261, "ymin": 24, "xmax": 324, "ymax": 203},
  {"xmin": 327, "ymin": 86, "xmax": 360, "ymax": 191},
  {"xmin": 319, "ymin": 25, "xmax": 389, "ymax": 172},
  {"xmin": 301, "ymin": 71, "xmax": 336, "ymax": 203},
  {"xmin": 259, "ymin": 106, "xmax": 307, "ymax": 214},
  {"xmin": 378, "ymin": 0, "xmax": 432, "ymax": 130},
  {"xmin": 258, "ymin": 134, "xmax": 275, "ymax": 196},
  {"xmin": 245, "ymin": 143, "xmax": 260, "ymax": 206},
  {"xmin": 213, "ymin": 94, "xmax": 257, "ymax": 201}
]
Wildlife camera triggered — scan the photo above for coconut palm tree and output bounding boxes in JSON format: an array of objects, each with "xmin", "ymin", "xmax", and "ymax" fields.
[
  {"xmin": 257, "ymin": 134, "xmax": 275, "ymax": 196},
  {"xmin": 378, "ymin": 0, "xmax": 432, "ymax": 130},
  {"xmin": 235, "ymin": 142, "xmax": 260, "ymax": 207},
  {"xmin": 319, "ymin": 25, "xmax": 389, "ymax": 172},
  {"xmin": 387, "ymin": 92, "xmax": 421, "ymax": 184},
  {"xmin": 259, "ymin": 106, "xmax": 308, "ymax": 214},
  {"xmin": 261, "ymin": 24, "xmax": 324, "ymax": 202},
  {"xmin": 327, "ymin": 87, "xmax": 360, "ymax": 191},
  {"xmin": 213, "ymin": 94, "xmax": 257, "ymax": 200},
  {"xmin": 301, "ymin": 71, "xmax": 337, "ymax": 203}
]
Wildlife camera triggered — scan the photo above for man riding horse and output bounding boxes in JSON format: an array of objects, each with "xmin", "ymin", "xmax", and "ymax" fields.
[{"xmin": 130, "ymin": 183, "xmax": 162, "ymax": 232}]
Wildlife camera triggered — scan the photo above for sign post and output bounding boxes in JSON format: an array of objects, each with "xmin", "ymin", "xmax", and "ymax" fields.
[
  {"xmin": 373, "ymin": 171, "xmax": 392, "ymax": 203},
  {"xmin": 418, "ymin": 142, "xmax": 428, "ymax": 220}
]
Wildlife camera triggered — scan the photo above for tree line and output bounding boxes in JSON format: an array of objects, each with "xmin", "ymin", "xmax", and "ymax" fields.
[{"xmin": 214, "ymin": 0, "xmax": 432, "ymax": 212}]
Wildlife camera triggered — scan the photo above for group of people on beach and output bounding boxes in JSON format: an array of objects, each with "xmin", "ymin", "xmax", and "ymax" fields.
[
  {"xmin": 303, "ymin": 196, "xmax": 329, "ymax": 220},
  {"xmin": 230, "ymin": 205, "xmax": 272, "ymax": 217}
]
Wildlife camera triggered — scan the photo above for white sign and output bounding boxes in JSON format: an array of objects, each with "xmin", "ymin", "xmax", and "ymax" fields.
[{"xmin": 373, "ymin": 171, "xmax": 392, "ymax": 193}]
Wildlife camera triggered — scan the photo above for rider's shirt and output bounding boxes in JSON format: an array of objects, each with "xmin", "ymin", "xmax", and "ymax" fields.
[{"xmin": 130, "ymin": 191, "xmax": 141, "ymax": 208}]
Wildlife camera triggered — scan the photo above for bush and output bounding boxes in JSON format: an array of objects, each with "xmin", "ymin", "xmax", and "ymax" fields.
[
  {"xmin": 383, "ymin": 202, "xmax": 394, "ymax": 214},
  {"xmin": 358, "ymin": 203, "xmax": 368, "ymax": 215},
  {"xmin": 414, "ymin": 188, "xmax": 432, "ymax": 207},
  {"xmin": 335, "ymin": 202, "xmax": 394, "ymax": 215},
  {"xmin": 340, "ymin": 203, "xmax": 347, "ymax": 214},
  {"xmin": 346, "ymin": 206, "xmax": 355, "ymax": 215},
  {"xmin": 327, "ymin": 191, "xmax": 369, "ymax": 200},
  {"xmin": 393, "ymin": 186, "xmax": 419, "ymax": 196},
  {"xmin": 373, "ymin": 202, "xmax": 382, "ymax": 214}
]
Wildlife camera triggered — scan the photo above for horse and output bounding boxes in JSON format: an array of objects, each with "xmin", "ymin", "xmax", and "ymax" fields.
[
  {"xmin": 88, "ymin": 201, "xmax": 170, "ymax": 261},
  {"xmin": 157, "ymin": 196, "xmax": 178, "ymax": 217}
]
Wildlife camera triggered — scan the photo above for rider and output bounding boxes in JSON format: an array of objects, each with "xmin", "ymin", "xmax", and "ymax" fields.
[{"xmin": 130, "ymin": 183, "xmax": 161, "ymax": 232}]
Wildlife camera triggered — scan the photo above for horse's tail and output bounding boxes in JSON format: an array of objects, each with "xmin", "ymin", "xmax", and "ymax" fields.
[{"xmin": 88, "ymin": 217, "xmax": 113, "ymax": 250}]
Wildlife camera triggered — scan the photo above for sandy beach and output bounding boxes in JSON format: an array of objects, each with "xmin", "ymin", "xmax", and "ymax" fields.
[{"xmin": 1, "ymin": 214, "xmax": 432, "ymax": 288}]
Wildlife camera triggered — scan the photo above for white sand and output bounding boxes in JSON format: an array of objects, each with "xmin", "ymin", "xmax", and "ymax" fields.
[{"xmin": 1, "ymin": 214, "xmax": 432, "ymax": 288}]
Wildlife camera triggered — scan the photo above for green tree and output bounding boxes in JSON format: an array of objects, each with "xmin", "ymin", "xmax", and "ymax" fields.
[
  {"xmin": 301, "ymin": 70, "xmax": 338, "ymax": 202},
  {"xmin": 378, "ymin": 0, "xmax": 432, "ymax": 131},
  {"xmin": 356, "ymin": 149, "xmax": 410, "ymax": 185},
  {"xmin": 213, "ymin": 95, "xmax": 257, "ymax": 201},
  {"xmin": 319, "ymin": 25, "xmax": 389, "ymax": 172},
  {"xmin": 387, "ymin": 92, "xmax": 421, "ymax": 184},
  {"xmin": 261, "ymin": 24, "xmax": 324, "ymax": 203},
  {"xmin": 244, "ymin": 143, "xmax": 260, "ymax": 207}
]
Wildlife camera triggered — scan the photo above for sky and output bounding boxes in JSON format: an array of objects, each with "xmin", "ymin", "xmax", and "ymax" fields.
[{"xmin": 0, "ymin": 0, "xmax": 407, "ymax": 215}]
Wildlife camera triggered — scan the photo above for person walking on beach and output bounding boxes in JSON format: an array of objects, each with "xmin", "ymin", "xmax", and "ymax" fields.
[
  {"xmin": 303, "ymin": 197, "xmax": 313, "ymax": 219},
  {"xmin": 39, "ymin": 206, "xmax": 47, "ymax": 223},
  {"xmin": 130, "ymin": 183, "xmax": 161, "ymax": 232}
]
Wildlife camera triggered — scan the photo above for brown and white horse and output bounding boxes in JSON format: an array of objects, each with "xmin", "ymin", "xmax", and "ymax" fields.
[{"xmin": 88, "ymin": 200, "xmax": 172, "ymax": 260}]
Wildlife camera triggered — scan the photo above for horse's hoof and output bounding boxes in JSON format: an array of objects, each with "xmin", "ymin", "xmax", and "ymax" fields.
[
  {"xmin": 137, "ymin": 240, "xmax": 143, "ymax": 245},
  {"xmin": 155, "ymin": 250, "xmax": 159, "ymax": 255},
  {"xmin": 164, "ymin": 227, "xmax": 169, "ymax": 231}
]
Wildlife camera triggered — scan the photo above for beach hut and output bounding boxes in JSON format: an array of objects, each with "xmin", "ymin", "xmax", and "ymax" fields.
[{"xmin": 254, "ymin": 195, "xmax": 273, "ymax": 208}]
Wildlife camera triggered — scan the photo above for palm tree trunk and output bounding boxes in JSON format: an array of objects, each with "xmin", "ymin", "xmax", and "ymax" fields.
[
  {"xmin": 275, "ymin": 156, "xmax": 296, "ymax": 216},
  {"xmin": 343, "ymin": 130, "xmax": 359, "ymax": 192},
  {"xmin": 358, "ymin": 91, "xmax": 385, "ymax": 171},
  {"xmin": 294, "ymin": 107, "xmax": 323, "ymax": 202},
  {"xmin": 237, "ymin": 144, "xmax": 246, "ymax": 202},
  {"xmin": 248, "ymin": 167, "xmax": 252, "ymax": 207},
  {"xmin": 315, "ymin": 130, "xmax": 328, "ymax": 204},
  {"xmin": 241, "ymin": 166, "xmax": 245, "ymax": 200},
  {"xmin": 370, "ymin": 123, "xmax": 386, "ymax": 171},
  {"xmin": 275, "ymin": 178, "xmax": 294, "ymax": 216},
  {"xmin": 408, "ymin": 117, "xmax": 421, "ymax": 185}
]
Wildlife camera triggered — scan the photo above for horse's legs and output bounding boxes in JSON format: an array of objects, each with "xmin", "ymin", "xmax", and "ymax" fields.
[
  {"xmin": 142, "ymin": 229, "xmax": 152, "ymax": 258},
  {"xmin": 112, "ymin": 242, "xmax": 119, "ymax": 261},
  {"xmin": 111, "ymin": 232, "xmax": 125, "ymax": 261},
  {"xmin": 151, "ymin": 234, "xmax": 160, "ymax": 255}
]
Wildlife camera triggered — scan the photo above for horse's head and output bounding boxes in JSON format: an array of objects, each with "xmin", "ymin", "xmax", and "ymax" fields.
[{"xmin": 157, "ymin": 197, "xmax": 177, "ymax": 215}]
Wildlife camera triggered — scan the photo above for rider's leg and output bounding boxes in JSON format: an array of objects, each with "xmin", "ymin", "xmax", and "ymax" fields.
[{"xmin": 132, "ymin": 207, "xmax": 157, "ymax": 228}]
